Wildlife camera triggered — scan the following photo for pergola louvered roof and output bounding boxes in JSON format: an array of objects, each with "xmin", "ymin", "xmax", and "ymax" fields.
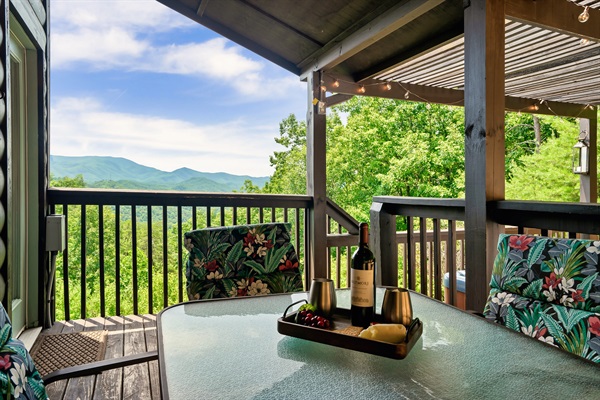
[{"xmin": 159, "ymin": 0, "xmax": 600, "ymax": 114}]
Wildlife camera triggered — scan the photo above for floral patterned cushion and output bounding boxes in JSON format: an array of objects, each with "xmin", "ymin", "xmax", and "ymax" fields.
[
  {"xmin": 484, "ymin": 234, "xmax": 600, "ymax": 362},
  {"xmin": 0, "ymin": 304, "xmax": 47, "ymax": 399},
  {"xmin": 184, "ymin": 223, "xmax": 304, "ymax": 300}
]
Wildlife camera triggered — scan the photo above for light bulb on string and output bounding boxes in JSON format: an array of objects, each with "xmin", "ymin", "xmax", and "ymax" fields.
[
  {"xmin": 358, "ymin": 85, "xmax": 366, "ymax": 94},
  {"xmin": 384, "ymin": 82, "xmax": 392, "ymax": 91},
  {"xmin": 404, "ymin": 91, "xmax": 410, "ymax": 99},
  {"xmin": 578, "ymin": 6, "xmax": 589, "ymax": 23},
  {"xmin": 580, "ymin": 38, "xmax": 590, "ymax": 46},
  {"xmin": 320, "ymin": 81, "xmax": 327, "ymax": 92},
  {"xmin": 332, "ymin": 79, "xmax": 340, "ymax": 88},
  {"xmin": 533, "ymin": 104, "xmax": 539, "ymax": 111}
]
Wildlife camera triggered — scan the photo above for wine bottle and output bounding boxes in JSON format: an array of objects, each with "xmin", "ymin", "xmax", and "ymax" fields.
[{"xmin": 351, "ymin": 222, "xmax": 375, "ymax": 328}]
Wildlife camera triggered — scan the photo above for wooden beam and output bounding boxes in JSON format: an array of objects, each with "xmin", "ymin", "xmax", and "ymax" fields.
[
  {"xmin": 464, "ymin": 0, "xmax": 505, "ymax": 312},
  {"xmin": 299, "ymin": 0, "xmax": 445, "ymax": 79},
  {"xmin": 306, "ymin": 71, "xmax": 328, "ymax": 280},
  {"xmin": 322, "ymin": 74, "xmax": 597, "ymax": 118},
  {"xmin": 325, "ymin": 94, "xmax": 354, "ymax": 108},
  {"xmin": 157, "ymin": 0, "xmax": 300, "ymax": 75},
  {"xmin": 506, "ymin": 0, "xmax": 600, "ymax": 41},
  {"xmin": 196, "ymin": 0, "xmax": 210, "ymax": 17}
]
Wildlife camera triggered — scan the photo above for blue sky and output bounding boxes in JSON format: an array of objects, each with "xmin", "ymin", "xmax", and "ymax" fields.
[{"xmin": 50, "ymin": 0, "xmax": 307, "ymax": 177}]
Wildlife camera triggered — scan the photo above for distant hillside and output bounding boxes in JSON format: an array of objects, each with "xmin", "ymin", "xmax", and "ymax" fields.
[{"xmin": 50, "ymin": 156, "xmax": 270, "ymax": 192}]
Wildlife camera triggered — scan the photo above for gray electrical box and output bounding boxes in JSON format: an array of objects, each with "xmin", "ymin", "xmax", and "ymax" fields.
[{"xmin": 46, "ymin": 214, "xmax": 66, "ymax": 252}]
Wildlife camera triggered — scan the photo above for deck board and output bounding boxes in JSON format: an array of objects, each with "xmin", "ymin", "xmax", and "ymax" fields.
[{"xmin": 40, "ymin": 315, "xmax": 158, "ymax": 400}]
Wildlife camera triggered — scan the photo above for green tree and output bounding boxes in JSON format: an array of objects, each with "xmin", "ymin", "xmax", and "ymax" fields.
[
  {"xmin": 263, "ymin": 114, "xmax": 307, "ymax": 194},
  {"xmin": 504, "ymin": 113, "xmax": 559, "ymax": 181},
  {"xmin": 51, "ymin": 174, "xmax": 86, "ymax": 188},
  {"xmin": 506, "ymin": 116, "xmax": 580, "ymax": 202},
  {"xmin": 328, "ymin": 98, "xmax": 465, "ymax": 224}
]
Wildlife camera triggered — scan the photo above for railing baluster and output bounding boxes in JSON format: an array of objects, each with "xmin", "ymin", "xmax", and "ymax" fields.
[
  {"xmin": 220, "ymin": 207, "xmax": 225, "ymax": 226},
  {"xmin": 259, "ymin": 208, "xmax": 264, "ymax": 223},
  {"xmin": 192, "ymin": 206, "xmax": 197, "ymax": 229},
  {"xmin": 433, "ymin": 218, "xmax": 442, "ymax": 300},
  {"xmin": 116, "ymin": 205, "xmax": 121, "ymax": 316},
  {"xmin": 147, "ymin": 206, "xmax": 153, "ymax": 314},
  {"xmin": 99, "ymin": 205, "xmax": 106, "ymax": 317},
  {"xmin": 132, "ymin": 205, "xmax": 138, "ymax": 315},
  {"xmin": 63, "ymin": 205, "xmax": 70, "ymax": 321},
  {"xmin": 246, "ymin": 207, "xmax": 251, "ymax": 224},
  {"xmin": 81, "ymin": 205, "xmax": 87, "ymax": 319},
  {"xmin": 407, "ymin": 217, "xmax": 416, "ymax": 290},
  {"xmin": 326, "ymin": 217, "xmax": 332, "ymax": 280},
  {"xmin": 163, "ymin": 206, "xmax": 169, "ymax": 308},
  {"xmin": 336, "ymin": 222, "xmax": 342, "ymax": 288},
  {"xmin": 207, "ymin": 206, "xmax": 212, "ymax": 227},
  {"xmin": 177, "ymin": 205, "xmax": 184, "ymax": 303},
  {"xmin": 419, "ymin": 217, "xmax": 427, "ymax": 295},
  {"xmin": 232, "ymin": 206, "xmax": 238, "ymax": 225},
  {"xmin": 271, "ymin": 207, "xmax": 276, "ymax": 222},
  {"xmin": 447, "ymin": 220, "xmax": 457, "ymax": 306}
]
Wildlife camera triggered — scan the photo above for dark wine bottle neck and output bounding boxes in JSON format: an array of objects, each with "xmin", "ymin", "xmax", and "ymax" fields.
[{"xmin": 359, "ymin": 223, "xmax": 369, "ymax": 246}]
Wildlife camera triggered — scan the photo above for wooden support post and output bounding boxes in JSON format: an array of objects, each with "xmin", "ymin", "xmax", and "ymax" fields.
[
  {"xmin": 370, "ymin": 202, "xmax": 397, "ymax": 287},
  {"xmin": 464, "ymin": 0, "xmax": 505, "ymax": 311},
  {"xmin": 306, "ymin": 71, "xmax": 328, "ymax": 281},
  {"xmin": 580, "ymin": 117, "xmax": 598, "ymax": 203}
]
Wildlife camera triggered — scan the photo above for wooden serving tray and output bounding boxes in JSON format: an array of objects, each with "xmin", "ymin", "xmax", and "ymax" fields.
[{"xmin": 277, "ymin": 302, "xmax": 423, "ymax": 359}]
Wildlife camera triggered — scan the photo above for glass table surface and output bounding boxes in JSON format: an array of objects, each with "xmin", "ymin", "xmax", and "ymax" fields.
[{"xmin": 158, "ymin": 289, "xmax": 600, "ymax": 399}]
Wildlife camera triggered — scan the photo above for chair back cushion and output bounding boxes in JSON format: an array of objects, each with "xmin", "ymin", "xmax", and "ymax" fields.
[
  {"xmin": 0, "ymin": 303, "xmax": 47, "ymax": 399},
  {"xmin": 184, "ymin": 223, "xmax": 304, "ymax": 300},
  {"xmin": 484, "ymin": 234, "xmax": 600, "ymax": 362}
]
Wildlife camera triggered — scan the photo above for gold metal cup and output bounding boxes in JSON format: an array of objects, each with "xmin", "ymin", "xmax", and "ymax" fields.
[
  {"xmin": 308, "ymin": 278, "xmax": 336, "ymax": 317},
  {"xmin": 381, "ymin": 288, "xmax": 413, "ymax": 325}
]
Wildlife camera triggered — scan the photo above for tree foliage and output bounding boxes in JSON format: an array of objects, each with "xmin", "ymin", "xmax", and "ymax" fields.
[{"xmin": 505, "ymin": 116, "xmax": 581, "ymax": 202}]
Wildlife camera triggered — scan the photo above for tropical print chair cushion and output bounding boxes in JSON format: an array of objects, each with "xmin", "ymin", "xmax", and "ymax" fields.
[
  {"xmin": 484, "ymin": 234, "xmax": 600, "ymax": 362},
  {"xmin": 0, "ymin": 304, "xmax": 47, "ymax": 399},
  {"xmin": 184, "ymin": 223, "xmax": 304, "ymax": 300}
]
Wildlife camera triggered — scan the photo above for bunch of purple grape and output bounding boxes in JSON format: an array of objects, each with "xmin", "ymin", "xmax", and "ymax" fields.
[{"xmin": 296, "ymin": 310, "xmax": 331, "ymax": 329}]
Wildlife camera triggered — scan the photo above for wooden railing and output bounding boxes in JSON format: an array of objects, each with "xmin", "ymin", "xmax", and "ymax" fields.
[
  {"xmin": 370, "ymin": 196, "xmax": 600, "ymax": 308},
  {"xmin": 47, "ymin": 188, "xmax": 314, "ymax": 320},
  {"xmin": 47, "ymin": 189, "xmax": 366, "ymax": 321}
]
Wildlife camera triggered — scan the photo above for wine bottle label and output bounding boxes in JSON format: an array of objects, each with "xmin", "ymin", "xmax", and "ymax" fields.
[{"xmin": 351, "ymin": 269, "xmax": 374, "ymax": 307}]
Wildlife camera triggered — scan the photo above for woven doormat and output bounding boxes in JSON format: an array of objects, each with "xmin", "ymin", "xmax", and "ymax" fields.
[{"xmin": 30, "ymin": 330, "xmax": 108, "ymax": 376}]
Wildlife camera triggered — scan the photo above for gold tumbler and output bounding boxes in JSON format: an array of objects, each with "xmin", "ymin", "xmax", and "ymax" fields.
[{"xmin": 381, "ymin": 287, "xmax": 413, "ymax": 326}]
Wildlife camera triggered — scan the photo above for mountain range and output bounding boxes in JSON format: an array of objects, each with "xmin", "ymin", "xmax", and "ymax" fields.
[{"xmin": 50, "ymin": 156, "xmax": 270, "ymax": 192}]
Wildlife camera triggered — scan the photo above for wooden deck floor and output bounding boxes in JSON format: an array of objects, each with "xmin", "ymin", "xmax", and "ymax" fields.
[{"xmin": 37, "ymin": 315, "xmax": 160, "ymax": 400}]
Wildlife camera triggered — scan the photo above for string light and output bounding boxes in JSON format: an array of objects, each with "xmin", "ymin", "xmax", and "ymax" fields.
[
  {"xmin": 323, "ymin": 73, "xmax": 593, "ymax": 118},
  {"xmin": 320, "ymin": 80, "xmax": 327, "ymax": 92},
  {"xmin": 580, "ymin": 38, "xmax": 590, "ymax": 46},
  {"xmin": 578, "ymin": 6, "xmax": 590, "ymax": 23}
]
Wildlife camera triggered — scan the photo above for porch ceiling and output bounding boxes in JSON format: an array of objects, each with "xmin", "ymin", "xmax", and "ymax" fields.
[{"xmin": 159, "ymin": 0, "xmax": 600, "ymax": 108}]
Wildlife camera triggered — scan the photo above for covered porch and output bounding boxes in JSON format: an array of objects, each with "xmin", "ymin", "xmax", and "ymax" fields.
[{"xmin": 0, "ymin": 0, "xmax": 599, "ymax": 398}]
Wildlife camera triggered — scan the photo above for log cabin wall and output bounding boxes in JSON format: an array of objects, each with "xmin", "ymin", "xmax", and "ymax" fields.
[{"xmin": 0, "ymin": 0, "xmax": 49, "ymax": 326}]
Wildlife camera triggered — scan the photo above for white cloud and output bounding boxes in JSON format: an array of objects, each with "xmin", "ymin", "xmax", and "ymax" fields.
[
  {"xmin": 51, "ymin": 0, "xmax": 304, "ymax": 98},
  {"xmin": 51, "ymin": 97, "xmax": 281, "ymax": 176}
]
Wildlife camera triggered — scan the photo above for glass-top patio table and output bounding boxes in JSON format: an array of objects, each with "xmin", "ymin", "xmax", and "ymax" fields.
[{"xmin": 157, "ymin": 288, "xmax": 599, "ymax": 399}]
